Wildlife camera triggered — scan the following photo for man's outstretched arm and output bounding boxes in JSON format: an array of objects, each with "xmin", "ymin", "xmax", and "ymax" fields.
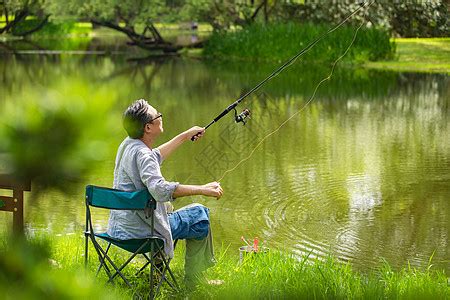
[
  {"xmin": 173, "ymin": 182, "xmax": 223, "ymax": 199},
  {"xmin": 157, "ymin": 126, "xmax": 205, "ymax": 160}
]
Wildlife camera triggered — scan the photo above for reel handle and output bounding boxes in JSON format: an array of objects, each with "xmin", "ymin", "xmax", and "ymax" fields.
[{"xmin": 190, "ymin": 132, "xmax": 202, "ymax": 141}]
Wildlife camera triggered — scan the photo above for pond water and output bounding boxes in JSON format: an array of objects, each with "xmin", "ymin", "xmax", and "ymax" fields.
[{"xmin": 0, "ymin": 39, "xmax": 449, "ymax": 275}]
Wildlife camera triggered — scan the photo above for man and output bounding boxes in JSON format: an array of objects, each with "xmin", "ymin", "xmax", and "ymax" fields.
[{"xmin": 107, "ymin": 99, "xmax": 223, "ymax": 284}]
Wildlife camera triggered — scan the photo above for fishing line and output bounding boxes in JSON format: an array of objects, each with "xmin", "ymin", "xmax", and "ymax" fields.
[
  {"xmin": 190, "ymin": 1, "xmax": 374, "ymax": 141},
  {"xmin": 216, "ymin": 16, "xmax": 368, "ymax": 182}
]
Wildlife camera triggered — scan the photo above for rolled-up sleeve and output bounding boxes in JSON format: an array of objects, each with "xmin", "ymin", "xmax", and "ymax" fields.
[
  {"xmin": 153, "ymin": 148, "xmax": 164, "ymax": 165},
  {"xmin": 136, "ymin": 149, "xmax": 179, "ymax": 202}
]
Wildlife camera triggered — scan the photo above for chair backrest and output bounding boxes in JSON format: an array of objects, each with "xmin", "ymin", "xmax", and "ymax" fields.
[{"xmin": 85, "ymin": 185, "xmax": 156, "ymax": 210}]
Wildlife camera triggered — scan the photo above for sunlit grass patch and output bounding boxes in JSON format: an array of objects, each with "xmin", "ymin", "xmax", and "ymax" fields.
[{"xmin": 365, "ymin": 38, "xmax": 450, "ymax": 74}]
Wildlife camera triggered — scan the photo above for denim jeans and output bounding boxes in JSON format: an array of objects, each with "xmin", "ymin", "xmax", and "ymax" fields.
[
  {"xmin": 169, "ymin": 203, "xmax": 210, "ymax": 240},
  {"xmin": 168, "ymin": 203, "xmax": 215, "ymax": 282}
]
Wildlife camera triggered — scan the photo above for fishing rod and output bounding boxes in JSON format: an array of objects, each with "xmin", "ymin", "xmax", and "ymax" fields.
[{"xmin": 191, "ymin": 1, "xmax": 371, "ymax": 141}]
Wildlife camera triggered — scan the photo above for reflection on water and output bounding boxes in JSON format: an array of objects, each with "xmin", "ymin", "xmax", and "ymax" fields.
[
  {"xmin": 347, "ymin": 174, "xmax": 382, "ymax": 212},
  {"xmin": 0, "ymin": 52, "xmax": 449, "ymax": 275}
]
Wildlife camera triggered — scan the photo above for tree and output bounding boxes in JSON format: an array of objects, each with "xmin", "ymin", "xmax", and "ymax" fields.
[
  {"xmin": 270, "ymin": 0, "xmax": 449, "ymax": 38},
  {"xmin": 183, "ymin": 0, "xmax": 277, "ymax": 31},
  {"xmin": 45, "ymin": 0, "xmax": 181, "ymax": 52},
  {"xmin": 0, "ymin": 0, "xmax": 49, "ymax": 36}
]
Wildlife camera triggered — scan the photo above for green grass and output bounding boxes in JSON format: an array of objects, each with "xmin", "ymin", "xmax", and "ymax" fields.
[
  {"xmin": 2, "ymin": 234, "xmax": 447, "ymax": 299},
  {"xmin": 365, "ymin": 38, "xmax": 450, "ymax": 74},
  {"xmin": 203, "ymin": 23, "xmax": 394, "ymax": 63},
  {"xmin": 192, "ymin": 249, "xmax": 449, "ymax": 299}
]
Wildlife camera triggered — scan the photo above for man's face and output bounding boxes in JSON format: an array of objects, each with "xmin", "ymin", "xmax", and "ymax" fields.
[{"xmin": 146, "ymin": 104, "xmax": 164, "ymax": 136}]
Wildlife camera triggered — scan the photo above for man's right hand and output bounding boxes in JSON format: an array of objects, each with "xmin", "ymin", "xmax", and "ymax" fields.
[
  {"xmin": 185, "ymin": 126, "xmax": 205, "ymax": 141},
  {"xmin": 202, "ymin": 182, "xmax": 223, "ymax": 199}
]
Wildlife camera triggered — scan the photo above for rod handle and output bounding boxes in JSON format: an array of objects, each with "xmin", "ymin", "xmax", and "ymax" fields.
[{"xmin": 190, "ymin": 131, "xmax": 203, "ymax": 141}]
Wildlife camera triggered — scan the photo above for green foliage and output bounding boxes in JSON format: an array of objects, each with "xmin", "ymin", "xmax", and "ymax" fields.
[
  {"xmin": 2, "ymin": 1, "xmax": 448, "ymax": 39},
  {"xmin": 0, "ymin": 80, "xmax": 117, "ymax": 194},
  {"xmin": 1, "ymin": 0, "xmax": 45, "ymax": 17},
  {"xmin": 11, "ymin": 20, "xmax": 76, "ymax": 36},
  {"xmin": 184, "ymin": 1, "xmax": 449, "ymax": 38},
  {"xmin": 387, "ymin": 1, "xmax": 448, "ymax": 38},
  {"xmin": 0, "ymin": 0, "xmax": 49, "ymax": 36},
  {"xmin": 45, "ymin": 0, "xmax": 166, "ymax": 25},
  {"xmin": 275, "ymin": 0, "xmax": 449, "ymax": 38},
  {"xmin": 44, "ymin": 0, "xmax": 181, "ymax": 51},
  {"xmin": 203, "ymin": 22, "xmax": 394, "ymax": 62},
  {"xmin": 0, "ymin": 237, "xmax": 124, "ymax": 300},
  {"xmin": 182, "ymin": 0, "xmax": 275, "ymax": 31}
]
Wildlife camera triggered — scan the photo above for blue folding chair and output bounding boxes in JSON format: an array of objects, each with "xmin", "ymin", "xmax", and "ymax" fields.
[{"xmin": 84, "ymin": 185, "xmax": 178, "ymax": 299}]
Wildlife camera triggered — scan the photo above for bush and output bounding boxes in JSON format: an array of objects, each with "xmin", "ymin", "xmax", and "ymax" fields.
[{"xmin": 0, "ymin": 80, "xmax": 117, "ymax": 194}]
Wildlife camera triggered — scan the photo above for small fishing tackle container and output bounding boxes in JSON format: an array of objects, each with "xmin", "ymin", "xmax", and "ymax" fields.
[{"xmin": 239, "ymin": 244, "xmax": 269, "ymax": 264}]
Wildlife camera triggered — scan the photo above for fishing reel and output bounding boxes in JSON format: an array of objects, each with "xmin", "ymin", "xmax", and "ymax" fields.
[{"xmin": 234, "ymin": 108, "xmax": 251, "ymax": 125}]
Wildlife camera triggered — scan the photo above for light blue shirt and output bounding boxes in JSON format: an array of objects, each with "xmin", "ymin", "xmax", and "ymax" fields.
[{"xmin": 107, "ymin": 137, "xmax": 179, "ymax": 257}]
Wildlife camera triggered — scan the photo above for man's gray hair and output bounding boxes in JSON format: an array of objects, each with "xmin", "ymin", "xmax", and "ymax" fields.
[{"xmin": 122, "ymin": 99, "xmax": 154, "ymax": 139}]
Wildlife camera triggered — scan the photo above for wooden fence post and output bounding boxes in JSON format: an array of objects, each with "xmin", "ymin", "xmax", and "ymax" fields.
[{"xmin": 0, "ymin": 174, "xmax": 31, "ymax": 235}]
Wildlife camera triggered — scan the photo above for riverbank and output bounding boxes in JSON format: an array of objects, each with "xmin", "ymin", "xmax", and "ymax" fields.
[
  {"xmin": 2, "ymin": 235, "xmax": 448, "ymax": 299},
  {"xmin": 3, "ymin": 21, "xmax": 448, "ymax": 75},
  {"xmin": 364, "ymin": 38, "xmax": 450, "ymax": 74},
  {"xmin": 190, "ymin": 35, "xmax": 449, "ymax": 75}
]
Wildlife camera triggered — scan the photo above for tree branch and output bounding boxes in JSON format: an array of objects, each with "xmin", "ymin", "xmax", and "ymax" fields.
[
  {"xmin": 250, "ymin": 0, "xmax": 265, "ymax": 21},
  {"xmin": 91, "ymin": 19, "xmax": 141, "ymax": 40},
  {"xmin": 91, "ymin": 18, "xmax": 180, "ymax": 53},
  {"xmin": 0, "ymin": 9, "xmax": 28, "ymax": 34},
  {"xmin": 147, "ymin": 22, "xmax": 165, "ymax": 43},
  {"xmin": 18, "ymin": 15, "xmax": 50, "ymax": 36},
  {"xmin": 4, "ymin": 5, "xmax": 10, "ymax": 26}
]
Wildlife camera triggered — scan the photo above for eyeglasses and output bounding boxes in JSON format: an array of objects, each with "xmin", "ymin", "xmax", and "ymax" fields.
[{"xmin": 148, "ymin": 113, "xmax": 162, "ymax": 123}]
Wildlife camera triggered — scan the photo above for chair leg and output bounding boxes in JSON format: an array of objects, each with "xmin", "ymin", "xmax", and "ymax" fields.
[
  {"xmin": 148, "ymin": 243, "xmax": 179, "ymax": 299},
  {"xmin": 153, "ymin": 248, "xmax": 179, "ymax": 297},
  {"xmin": 135, "ymin": 251, "xmax": 163, "ymax": 276},
  {"xmin": 143, "ymin": 252, "xmax": 177, "ymax": 290},
  {"xmin": 135, "ymin": 253, "xmax": 151, "ymax": 276},
  {"xmin": 92, "ymin": 237, "xmax": 133, "ymax": 288},
  {"xmin": 158, "ymin": 248, "xmax": 179, "ymax": 289},
  {"xmin": 150, "ymin": 242, "xmax": 155, "ymax": 300},
  {"xmin": 84, "ymin": 232, "xmax": 89, "ymax": 267},
  {"xmin": 107, "ymin": 240, "xmax": 150, "ymax": 284},
  {"xmin": 96, "ymin": 243, "xmax": 111, "ymax": 277},
  {"xmin": 89, "ymin": 237, "xmax": 178, "ymax": 298},
  {"xmin": 90, "ymin": 238, "xmax": 114, "ymax": 280}
]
